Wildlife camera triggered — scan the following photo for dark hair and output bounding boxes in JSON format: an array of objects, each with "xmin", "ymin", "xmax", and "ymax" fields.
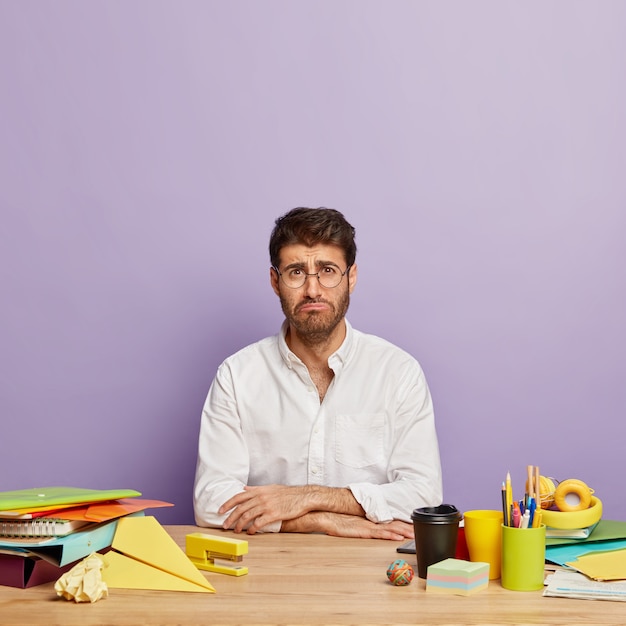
[{"xmin": 269, "ymin": 207, "xmax": 357, "ymax": 268}]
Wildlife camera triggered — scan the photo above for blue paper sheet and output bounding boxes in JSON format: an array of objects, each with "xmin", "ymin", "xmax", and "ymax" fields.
[{"xmin": 546, "ymin": 539, "xmax": 626, "ymax": 567}]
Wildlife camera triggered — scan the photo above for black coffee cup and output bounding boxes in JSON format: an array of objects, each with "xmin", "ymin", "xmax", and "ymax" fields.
[{"xmin": 411, "ymin": 504, "xmax": 461, "ymax": 578}]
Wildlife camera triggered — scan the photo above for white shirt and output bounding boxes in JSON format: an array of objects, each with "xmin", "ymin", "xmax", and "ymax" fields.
[{"xmin": 193, "ymin": 319, "xmax": 442, "ymax": 531}]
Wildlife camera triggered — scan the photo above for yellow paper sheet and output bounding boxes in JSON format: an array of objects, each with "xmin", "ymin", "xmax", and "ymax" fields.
[{"xmin": 566, "ymin": 548, "xmax": 626, "ymax": 581}]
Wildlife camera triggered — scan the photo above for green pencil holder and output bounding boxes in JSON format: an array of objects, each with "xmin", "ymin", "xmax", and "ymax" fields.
[{"xmin": 500, "ymin": 524, "xmax": 546, "ymax": 591}]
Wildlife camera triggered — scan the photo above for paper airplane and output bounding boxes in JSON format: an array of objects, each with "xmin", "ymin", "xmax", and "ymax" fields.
[{"xmin": 101, "ymin": 516, "xmax": 215, "ymax": 593}]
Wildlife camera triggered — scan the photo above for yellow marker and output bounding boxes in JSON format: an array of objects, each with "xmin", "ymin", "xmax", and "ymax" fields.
[{"xmin": 185, "ymin": 533, "xmax": 249, "ymax": 576}]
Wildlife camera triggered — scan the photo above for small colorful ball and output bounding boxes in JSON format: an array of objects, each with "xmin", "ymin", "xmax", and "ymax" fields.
[{"xmin": 386, "ymin": 559, "xmax": 414, "ymax": 586}]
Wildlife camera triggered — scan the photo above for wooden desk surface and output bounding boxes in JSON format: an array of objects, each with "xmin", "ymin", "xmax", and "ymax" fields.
[{"xmin": 0, "ymin": 525, "xmax": 623, "ymax": 625}]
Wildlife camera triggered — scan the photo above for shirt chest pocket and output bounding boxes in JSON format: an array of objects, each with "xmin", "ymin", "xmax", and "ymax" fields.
[{"xmin": 334, "ymin": 413, "xmax": 386, "ymax": 469}]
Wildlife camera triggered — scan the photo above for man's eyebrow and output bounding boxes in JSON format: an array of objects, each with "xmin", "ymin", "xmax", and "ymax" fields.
[{"xmin": 283, "ymin": 260, "xmax": 341, "ymax": 270}]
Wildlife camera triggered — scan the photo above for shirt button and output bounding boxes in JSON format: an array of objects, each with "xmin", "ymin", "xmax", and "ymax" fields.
[{"xmin": 311, "ymin": 467, "xmax": 318, "ymax": 475}]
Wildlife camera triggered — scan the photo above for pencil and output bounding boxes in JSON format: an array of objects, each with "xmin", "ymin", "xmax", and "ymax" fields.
[
  {"xmin": 505, "ymin": 472, "xmax": 513, "ymax": 527},
  {"xmin": 501, "ymin": 482, "xmax": 508, "ymax": 527}
]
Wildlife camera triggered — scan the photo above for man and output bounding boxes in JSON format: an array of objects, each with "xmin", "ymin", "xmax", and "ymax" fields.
[{"xmin": 193, "ymin": 207, "xmax": 442, "ymax": 540}]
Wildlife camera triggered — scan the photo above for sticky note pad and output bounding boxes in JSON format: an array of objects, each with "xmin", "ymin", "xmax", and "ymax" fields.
[{"xmin": 426, "ymin": 558, "xmax": 489, "ymax": 596}]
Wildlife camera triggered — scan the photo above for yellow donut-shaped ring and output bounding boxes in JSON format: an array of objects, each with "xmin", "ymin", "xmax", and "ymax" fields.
[
  {"xmin": 540, "ymin": 496, "xmax": 602, "ymax": 530},
  {"xmin": 554, "ymin": 478, "xmax": 593, "ymax": 512}
]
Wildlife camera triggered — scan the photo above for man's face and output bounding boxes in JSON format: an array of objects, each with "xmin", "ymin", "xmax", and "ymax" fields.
[{"xmin": 271, "ymin": 243, "xmax": 357, "ymax": 343}]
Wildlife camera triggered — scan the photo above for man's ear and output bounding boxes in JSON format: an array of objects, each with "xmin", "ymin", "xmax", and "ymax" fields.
[
  {"xmin": 270, "ymin": 267, "xmax": 281, "ymax": 296},
  {"xmin": 348, "ymin": 263, "xmax": 358, "ymax": 294}
]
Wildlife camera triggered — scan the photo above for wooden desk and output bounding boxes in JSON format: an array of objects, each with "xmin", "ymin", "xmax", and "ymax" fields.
[{"xmin": 0, "ymin": 526, "xmax": 623, "ymax": 625}]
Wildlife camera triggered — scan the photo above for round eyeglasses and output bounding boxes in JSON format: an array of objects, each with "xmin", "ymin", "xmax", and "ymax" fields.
[{"xmin": 273, "ymin": 265, "xmax": 351, "ymax": 289}]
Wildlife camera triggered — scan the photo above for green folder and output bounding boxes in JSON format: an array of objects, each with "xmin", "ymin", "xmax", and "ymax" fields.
[
  {"xmin": 545, "ymin": 520, "xmax": 626, "ymax": 567},
  {"xmin": 0, "ymin": 487, "xmax": 141, "ymax": 513},
  {"xmin": 546, "ymin": 520, "xmax": 626, "ymax": 546}
]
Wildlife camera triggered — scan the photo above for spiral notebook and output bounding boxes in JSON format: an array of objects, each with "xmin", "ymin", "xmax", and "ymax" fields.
[{"xmin": 0, "ymin": 518, "xmax": 92, "ymax": 539}]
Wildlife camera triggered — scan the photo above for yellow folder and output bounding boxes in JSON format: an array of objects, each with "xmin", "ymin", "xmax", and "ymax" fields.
[{"xmin": 101, "ymin": 516, "xmax": 215, "ymax": 593}]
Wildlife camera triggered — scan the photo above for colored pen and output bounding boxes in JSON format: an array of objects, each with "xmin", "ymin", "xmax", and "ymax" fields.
[
  {"xmin": 520, "ymin": 509, "xmax": 530, "ymax": 529},
  {"xmin": 528, "ymin": 497, "xmax": 536, "ymax": 528},
  {"xmin": 512, "ymin": 501, "xmax": 521, "ymax": 528}
]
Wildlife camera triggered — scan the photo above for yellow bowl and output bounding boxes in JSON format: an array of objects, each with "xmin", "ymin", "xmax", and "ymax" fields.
[{"xmin": 540, "ymin": 496, "xmax": 602, "ymax": 530}]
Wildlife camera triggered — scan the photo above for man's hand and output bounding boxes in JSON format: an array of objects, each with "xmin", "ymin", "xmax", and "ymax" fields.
[
  {"xmin": 283, "ymin": 511, "xmax": 414, "ymax": 540},
  {"xmin": 219, "ymin": 484, "xmax": 364, "ymax": 534}
]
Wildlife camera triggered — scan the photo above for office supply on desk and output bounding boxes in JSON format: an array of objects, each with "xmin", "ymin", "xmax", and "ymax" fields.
[
  {"xmin": 544, "ymin": 520, "xmax": 626, "ymax": 571},
  {"xmin": 2, "ymin": 497, "xmax": 174, "ymax": 523},
  {"xmin": 411, "ymin": 504, "xmax": 461, "ymax": 579},
  {"xmin": 3, "ymin": 527, "xmax": 626, "ymax": 625},
  {"xmin": 0, "ymin": 489, "xmax": 170, "ymax": 589},
  {"xmin": 0, "ymin": 517, "xmax": 120, "ymax": 566},
  {"xmin": 0, "ymin": 487, "xmax": 141, "ymax": 516},
  {"xmin": 0, "ymin": 517, "xmax": 123, "ymax": 589},
  {"xmin": 186, "ymin": 533, "xmax": 248, "ymax": 576},
  {"xmin": 0, "ymin": 550, "xmax": 75, "ymax": 589},
  {"xmin": 101, "ymin": 516, "xmax": 215, "ymax": 593},
  {"xmin": 386, "ymin": 559, "xmax": 414, "ymax": 586},
  {"xmin": 566, "ymin": 547, "xmax": 626, "ymax": 581},
  {"xmin": 545, "ymin": 538, "xmax": 626, "ymax": 567},
  {"xmin": 397, "ymin": 525, "xmax": 469, "ymax": 560},
  {"xmin": 505, "ymin": 473, "xmax": 512, "ymax": 527},
  {"xmin": 553, "ymin": 478, "xmax": 593, "ymax": 512},
  {"xmin": 501, "ymin": 466, "xmax": 600, "ymax": 531},
  {"xmin": 501, "ymin": 523, "xmax": 546, "ymax": 591},
  {"xmin": 503, "ymin": 467, "xmax": 541, "ymax": 528},
  {"xmin": 541, "ymin": 496, "xmax": 602, "ymax": 530},
  {"xmin": 0, "ymin": 499, "xmax": 149, "ymax": 521},
  {"xmin": 463, "ymin": 510, "xmax": 502, "ymax": 580},
  {"xmin": 50, "ymin": 497, "xmax": 173, "ymax": 522},
  {"xmin": 426, "ymin": 558, "xmax": 489, "ymax": 596},
  {"xmin": 544, "ymin": 520, "xmax": 626, "ymax": 581},
  {"xmin": 54, "ymin": 552, "xmax": 108, "ymax": 603},
  {"xmin": 396, "ymin": 539, "xmax": 415, "ymax": 554},
  {"xmin": 0, "ymin": 492, "xmax": 175, "ymax": 589},
  {"xmin": 546, "ymin": 519, "xmax": 626, "ymax": 546},
  {"xmin": 545, "ymin": 523, "xmax": 598, "ymax": 539},
  {"xmin": 0, "ymin": 518, "xmax": 92, "ymax": 538},
  {"xmin": 500, "ymin": 482, "xmax": 508, "ymax": 527},
  {"xmin": 544, "ymin": 568, "xmax": 626, "ymax": 601}
]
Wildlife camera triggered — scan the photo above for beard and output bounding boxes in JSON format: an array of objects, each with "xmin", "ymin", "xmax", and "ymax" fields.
[{"xmin": 279, "ymin": 286, "xmax": 351, "ymax": 346}]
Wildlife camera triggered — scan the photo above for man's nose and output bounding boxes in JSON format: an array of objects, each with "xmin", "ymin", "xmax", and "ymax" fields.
[{"xmin": 303, "ymin": 273, "xmax": 322, "ymax": 297}]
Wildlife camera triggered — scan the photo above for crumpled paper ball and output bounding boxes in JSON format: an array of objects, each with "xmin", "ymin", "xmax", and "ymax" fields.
[{"xmin": 55, "ymin": 552, "xmax": 109, "ymax": 603}]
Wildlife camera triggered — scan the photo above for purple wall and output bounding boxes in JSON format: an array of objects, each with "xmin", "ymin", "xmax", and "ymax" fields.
[{"xmin": 1, "ymin": 1, "xmax": 624, "ymax": 524}]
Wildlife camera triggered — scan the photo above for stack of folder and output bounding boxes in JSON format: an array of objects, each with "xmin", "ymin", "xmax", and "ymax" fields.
[
  {"xmin": 544, "ymin": 519, "xmax": 626, "ymax": 593},
  {"xmin": 0, "ymin": 486, "xmax": 172, "ymax": 589}
]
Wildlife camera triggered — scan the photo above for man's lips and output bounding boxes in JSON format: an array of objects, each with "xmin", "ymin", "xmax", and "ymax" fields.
[{"xmin": 297, "ymin": 301, "xmax": 330, "ymax": 313}]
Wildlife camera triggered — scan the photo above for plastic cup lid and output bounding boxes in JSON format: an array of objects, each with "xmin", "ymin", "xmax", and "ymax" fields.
[{"xmin": 411, "ymin": 504, "xmax": 461, "ymax": 522}]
